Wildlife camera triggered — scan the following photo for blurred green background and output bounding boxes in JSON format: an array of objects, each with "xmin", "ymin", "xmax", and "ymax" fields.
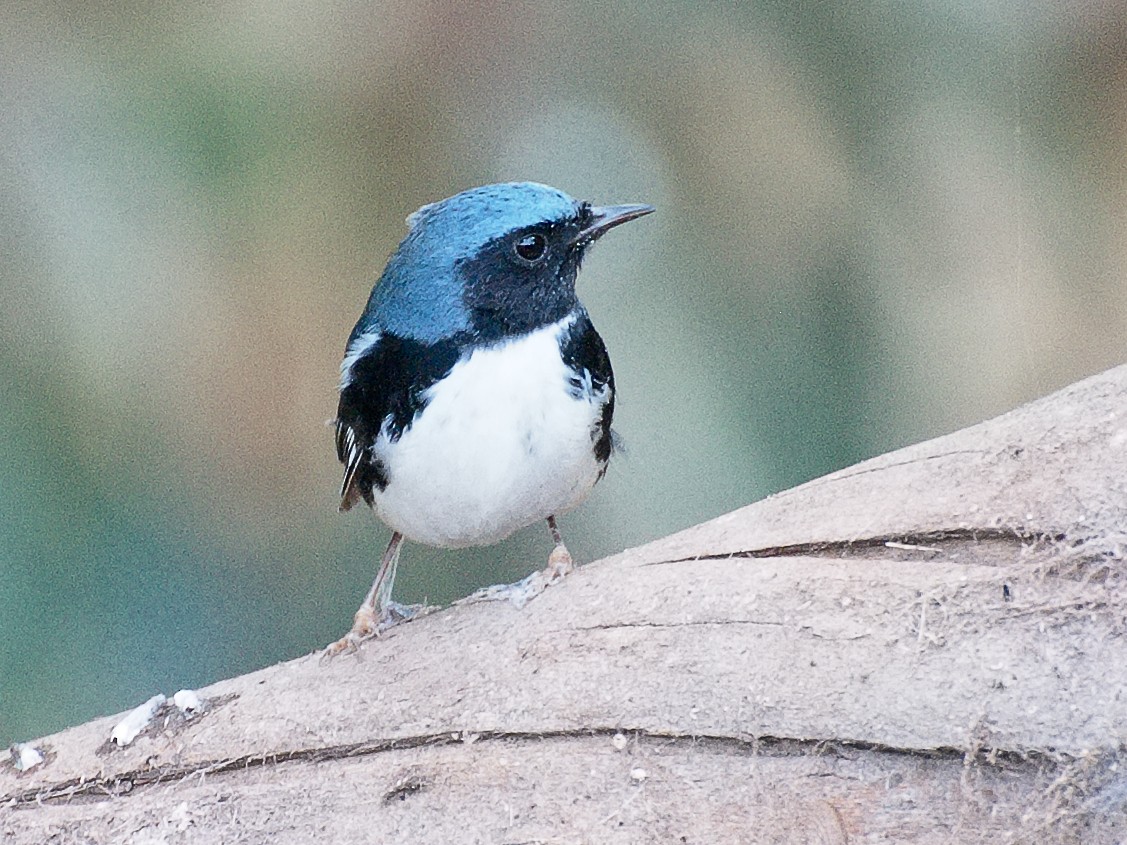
[{"xmin": 2, "ymin": 1, "xmax": 1125, "ymax": 746}]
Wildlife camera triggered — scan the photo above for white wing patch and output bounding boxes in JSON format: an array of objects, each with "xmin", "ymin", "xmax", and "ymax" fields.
[{"xmin": 339, "ymin": 329, "xmax": 382, "ymax": 389}]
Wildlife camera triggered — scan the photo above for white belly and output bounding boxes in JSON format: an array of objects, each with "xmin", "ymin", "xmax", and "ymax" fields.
[{"xmin": 370, "ymin": 316, "xmax": 609, "ymax": 548}]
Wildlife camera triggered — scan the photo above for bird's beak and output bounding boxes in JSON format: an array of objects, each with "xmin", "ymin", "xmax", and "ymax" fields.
[{"xmin": 571, "ymin": 203, "xmax": 655, "ymax": 246}]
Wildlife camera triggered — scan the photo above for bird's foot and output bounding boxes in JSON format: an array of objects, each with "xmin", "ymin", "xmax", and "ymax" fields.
[
  {"xmin": 322, "ymin": 601, "xmax": 432, "ymax": 659},
  {"xmin": 323, "ymin": 605, "xmax": 377, "ymax": 658},
  {"xmin": 545, "ymin": 543, "xmax": 575, "ymax": 580},
  {"xmin": 459, "ymin": 544, "xmax": 577, "ymax": 610}
]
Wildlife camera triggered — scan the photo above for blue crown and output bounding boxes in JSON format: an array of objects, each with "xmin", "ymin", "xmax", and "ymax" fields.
[{"xmin": 353, "ymin": 183, "xmax": 583, "ymax": 344}]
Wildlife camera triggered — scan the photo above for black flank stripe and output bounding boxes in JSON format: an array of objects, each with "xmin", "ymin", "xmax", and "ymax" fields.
[
  {"xmin": 557, "ymin": 310, "xmax": 616, "ymax": 465},
  {"xmin": 336, "ymin": 334, "xmax": 463, "ymax": 500}
]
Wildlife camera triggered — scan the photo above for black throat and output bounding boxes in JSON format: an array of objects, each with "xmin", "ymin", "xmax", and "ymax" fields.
[{"xmin": 457, "ymin": 216, "xmax": 591, "ymax": 344}]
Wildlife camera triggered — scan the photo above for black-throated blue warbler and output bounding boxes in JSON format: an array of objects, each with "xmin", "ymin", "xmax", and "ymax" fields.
[{"xmin": 329, "ymin": 181, "xmax": 653, "ymax": 653}]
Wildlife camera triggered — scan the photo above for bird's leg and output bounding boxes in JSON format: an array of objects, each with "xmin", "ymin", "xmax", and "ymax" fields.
[
  {"xmin": 459, "ymin": 515, "xmax": 577, "ymax": 609},
  {"xmin": 373, "ymin": 538, "xmax": 401, "ymax": 615},
  {"xmin": 544, "ymin": 515, "xmax": 576, "ymax": 580},
  {"xmin": 325, "ymin": 531, "xmax": 420, "ymax": 656}
]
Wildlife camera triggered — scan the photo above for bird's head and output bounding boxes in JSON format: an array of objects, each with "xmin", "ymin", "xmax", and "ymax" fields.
[{"xmin": 353, "ymin": 182, "xmax": 653, "ymax": 344}]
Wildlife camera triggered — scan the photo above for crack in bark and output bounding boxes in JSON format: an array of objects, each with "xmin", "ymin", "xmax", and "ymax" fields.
[
  {"xmin": 3, "ymin": 727, "xmax": 1056, "ymax": 808},
  {"xmin": 572, "ymin": 619, "xmax": 786, "ymax": 631},
  {"xmin": 650, "ymin": 527, "xmax": 1060, "ymax": 566},
  {"xmin": 777, "ymin": 449, "xmax": 992, "ymax": 491},
  {"xmin": 567, "ymin": 619, "xmax": 872, "ymax": 642}
]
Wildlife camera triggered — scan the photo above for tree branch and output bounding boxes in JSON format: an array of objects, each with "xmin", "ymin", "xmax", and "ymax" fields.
[{"xmin": 5, "ymin": 366, "xmax": 1127, "ymax": 844}]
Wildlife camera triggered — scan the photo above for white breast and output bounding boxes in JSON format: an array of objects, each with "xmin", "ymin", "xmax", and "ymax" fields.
[{"xmin": 369, "ymin": 314, "xmax": 609, "ymax": 548}]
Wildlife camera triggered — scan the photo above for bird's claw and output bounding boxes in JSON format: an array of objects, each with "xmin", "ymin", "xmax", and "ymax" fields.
[
  {"xmin": 322, "ymin": 605, "xmax": 378, "ymax": 659},
  {"xmin": 321, "ymin": 601, "xmax": 432, "ymax": 660},
  {"xmin": 545, "ymin": 544, "xmax": 575, "ymax": 580},
  {"xmin": 458, "ymin": 544, "xmax": 576, "ymax": 609}
]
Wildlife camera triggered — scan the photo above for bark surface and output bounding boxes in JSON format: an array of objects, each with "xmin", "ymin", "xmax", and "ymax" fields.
[{"xmin": 5, "ymin": 366, "xmax": 1127, "ymax": 843}]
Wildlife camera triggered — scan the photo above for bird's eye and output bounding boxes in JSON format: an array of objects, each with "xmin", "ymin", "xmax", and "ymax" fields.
[{"xmin": 514, "ymin": 233, "xmax": 547, "ymax": 262}]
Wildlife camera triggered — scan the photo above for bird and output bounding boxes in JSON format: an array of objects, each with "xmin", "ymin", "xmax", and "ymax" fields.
[{"xmin": 328, "ymin": 181, "xmax": 653, "ymax": 655}]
